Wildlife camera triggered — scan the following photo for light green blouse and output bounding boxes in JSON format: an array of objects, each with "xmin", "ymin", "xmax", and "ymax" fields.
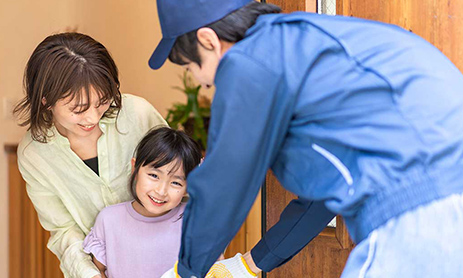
[{"xmin": 17, "ymin": 94, "xmax": 167, "ymax": 278}]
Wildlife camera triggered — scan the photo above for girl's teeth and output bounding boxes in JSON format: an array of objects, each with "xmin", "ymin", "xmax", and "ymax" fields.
[{"xmin": 149, "ymin": 196, "xmax": 165, "ymax": 204}]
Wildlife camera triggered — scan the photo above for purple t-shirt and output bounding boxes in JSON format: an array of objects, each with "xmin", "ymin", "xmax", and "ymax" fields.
[{"xmin": 83, "ymin": 201, "xmax": 185, "ymax": 278}]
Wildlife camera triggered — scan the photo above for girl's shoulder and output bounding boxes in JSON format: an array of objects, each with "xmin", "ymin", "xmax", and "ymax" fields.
[
  {"xmin": 99, "ymin": 201, "xmax": 128, "ymax": 214},
  {"xmin": 96, "ymin": 202, "xmax": 130, "ymax": 222}
]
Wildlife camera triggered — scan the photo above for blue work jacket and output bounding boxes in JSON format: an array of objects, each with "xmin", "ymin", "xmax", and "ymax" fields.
[{"xmin": 177, "ymin": 12, "xmax": 463, "ymax": 277}]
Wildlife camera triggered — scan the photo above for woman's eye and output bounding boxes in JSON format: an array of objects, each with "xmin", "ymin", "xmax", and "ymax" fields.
[
  {"xmin": 73, "ymin": 110, "xmax": 85, "ymax": 115},
  {"xmin": 97, "ymin": 100, "xmax": 110, "ymax": 107}
]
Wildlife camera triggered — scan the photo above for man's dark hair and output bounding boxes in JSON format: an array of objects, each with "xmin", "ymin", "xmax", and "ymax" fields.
[{"xmin": 168, "ymin": 1, "xmax": 281, "ymax": 66}]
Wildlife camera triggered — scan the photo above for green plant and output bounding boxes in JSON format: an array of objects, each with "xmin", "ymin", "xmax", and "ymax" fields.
[{"xmin": 166, "ymin": 71, "xmax": 210, "ymax": 150}]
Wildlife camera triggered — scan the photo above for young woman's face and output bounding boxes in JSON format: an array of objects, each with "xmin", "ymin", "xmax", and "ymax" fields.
[
  {"xmin": 134, "ymin": 159, "xmax": 187, "ymax": 217},
  {"xmin": 50, "ymin": 87, "xmax": 110, "ymax": 139}
]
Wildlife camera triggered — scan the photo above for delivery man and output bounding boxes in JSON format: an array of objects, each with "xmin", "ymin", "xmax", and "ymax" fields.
[{"xmin": 151, "ymin": 1, "xmax": 463, "ymax": 277}]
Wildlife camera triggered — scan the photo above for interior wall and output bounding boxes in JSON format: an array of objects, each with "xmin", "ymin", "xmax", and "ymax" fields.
[
  {"xmin": 0, "ymin": 1, "xmax": 212, "ymax": 277},
  {"xmin": 0, "ymin": 1, "xmax": 77, "ymax": 276},
  {"xmin": 74, "ymin": 0, "xmax": 216, "ymax": 116}
]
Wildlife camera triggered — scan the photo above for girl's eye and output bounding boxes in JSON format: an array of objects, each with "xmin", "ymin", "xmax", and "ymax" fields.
[
  {"xmin": 148, "ymin": 173, "xmax": 159, "ymax": 179},
  {"xmin": 172, "ymin": 181, "xmax": 183, "ymax": 187}
]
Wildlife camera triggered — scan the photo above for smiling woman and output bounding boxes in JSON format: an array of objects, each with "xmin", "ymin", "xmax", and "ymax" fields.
[
  {"xmin": 13, "ymin": 32, "xmax": 167, "ymax": 278},
  {"xmin": 48, "ymin": 88, "xmax": 112, "ymax": 160}
]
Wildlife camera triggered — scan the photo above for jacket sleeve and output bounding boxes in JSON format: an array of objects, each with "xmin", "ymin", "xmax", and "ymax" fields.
[
  {"xmin": 177, "ymin": 51, "xmax": 296, "ymax": 278},
  {"xmin": 251, "ymin": 198, "xmax": 335, "ymax": 272},
  {"xmin": 18, "ymin": 156, "xmax": 100, "ymax": 278}
]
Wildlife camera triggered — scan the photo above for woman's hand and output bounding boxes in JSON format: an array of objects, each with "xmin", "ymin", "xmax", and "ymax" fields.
[
  {"xmin": 91, "ymin": 273, "xmax": 107, "ymax": 278},
  {"xmin": 91, "ymin": 253, "xmax": 107, "ymax": 278}
]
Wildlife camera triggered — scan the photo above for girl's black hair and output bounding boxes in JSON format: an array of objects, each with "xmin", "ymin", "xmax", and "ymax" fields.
[
  {"xmin": 168, "ymin": 1, "xmax": 281, "ymax": 67},
  {"xmin": 129, "ymin": 127, "xmax": 202, "ymax": 205}
]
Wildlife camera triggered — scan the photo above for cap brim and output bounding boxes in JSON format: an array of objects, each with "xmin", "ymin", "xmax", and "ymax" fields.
[{"xmin": 148, "ymin": 38, "xmax": 176, "ymax": 70}]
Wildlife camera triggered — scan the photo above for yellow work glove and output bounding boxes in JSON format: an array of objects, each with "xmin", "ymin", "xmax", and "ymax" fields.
[
  {"xmin": 206, "ymin": 253, "xmax": 257, "ymax": 278},
  {"xmin": 160, "ymin": 262, "xmax": 180, "ymax": 278}
]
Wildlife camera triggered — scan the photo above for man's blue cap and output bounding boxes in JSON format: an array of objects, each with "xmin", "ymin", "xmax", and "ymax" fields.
[{"xmin": 149, "ymin": 0, "xmax": 253, "ymax": 70}]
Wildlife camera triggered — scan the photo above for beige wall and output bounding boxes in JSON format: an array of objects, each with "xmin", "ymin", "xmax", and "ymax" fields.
[{"xmin": 0, "ymin": 1, "xmax": 213, "ymax": 276}]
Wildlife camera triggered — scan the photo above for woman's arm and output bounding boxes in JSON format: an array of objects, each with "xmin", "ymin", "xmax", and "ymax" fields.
[
  {"xmin": 91, "ymin": 255, "xmax": 107, "ymax": 278},
  {"xmin": 26, "ymin": 180, "xmax": 101, "ymax": 277},
  {"xmin": 18, "ymin": 157, "xmax": 101, "ymax": 278}
]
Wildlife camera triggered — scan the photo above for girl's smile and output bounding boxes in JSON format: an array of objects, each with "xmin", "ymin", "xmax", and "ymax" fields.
[
  {"xmin": 148, "ymin": 195, "xmax": 167, "ymax": 206},
  {"xmin": 132, "ymin": 159, "xmax": 187, "ymax": 217}
]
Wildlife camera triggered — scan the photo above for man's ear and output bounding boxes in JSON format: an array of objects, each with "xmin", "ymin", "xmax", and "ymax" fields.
[
  {"xmin": 196, "ymin": 27, "xmax": 222, "ymax": 57},
  {"xmin": 131, "ymin": 157, "xmax": 136, "ymax": 174}
]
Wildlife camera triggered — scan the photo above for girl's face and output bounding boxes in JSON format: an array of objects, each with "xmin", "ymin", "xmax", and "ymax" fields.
[
  {"xmin": 133, "ymin": 158, "xmax": 187, "ymax": 217},
  {"xmin": 50, "ymin": 87, "xmax": 110, "ymax": 139}
]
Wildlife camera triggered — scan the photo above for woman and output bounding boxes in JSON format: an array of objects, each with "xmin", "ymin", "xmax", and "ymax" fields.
[{"xmin": 14, "ymin": 32, "xmax": 167, "ymax": 278}]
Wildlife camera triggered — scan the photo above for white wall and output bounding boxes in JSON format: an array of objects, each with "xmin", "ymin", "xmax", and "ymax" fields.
[{"xmin": 0, "ymin": 1, "xmax": 213, "ymax": 276}]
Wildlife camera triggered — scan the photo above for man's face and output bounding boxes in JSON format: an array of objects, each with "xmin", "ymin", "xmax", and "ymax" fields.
[{"xmin": 183, "ymin": 43, "xmax": 221, "ymax": 89}]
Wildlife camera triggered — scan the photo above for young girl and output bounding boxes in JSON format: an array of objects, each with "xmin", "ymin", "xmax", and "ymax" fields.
[
  {"xmin": 82, "ymin": 127, "xmax": 202, "ymax": 278},
  {"xmin": 14, "ymin": 32, "xmax": 167, "ymax": 278}
]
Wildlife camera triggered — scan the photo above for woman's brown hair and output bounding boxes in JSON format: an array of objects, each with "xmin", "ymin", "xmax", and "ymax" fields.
[{"xmin": 14, "ymin": 32, "xmax": 122, "ymax": 143}]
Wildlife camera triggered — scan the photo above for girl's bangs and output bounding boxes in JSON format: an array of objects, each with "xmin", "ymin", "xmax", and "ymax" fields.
[{"xmin": 144, "ymin": 151, "xmax": 183, "ymax": 175}]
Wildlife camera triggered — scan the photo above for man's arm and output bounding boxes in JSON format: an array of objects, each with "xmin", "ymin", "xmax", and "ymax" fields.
[
  {"xmin": 204, "ymin": 198, "xmax": 335, "ymax": 277},
  {"xmin": 177, "ymin": 51, "xmax": 294, "ymax": 277},
  {"xmin": 250, "ymin": 198, "xmax": 335, "ymax": 272}
]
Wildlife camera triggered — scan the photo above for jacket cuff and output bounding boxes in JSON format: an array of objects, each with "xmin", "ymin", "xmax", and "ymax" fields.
[
  {"xmin": 177, "ymin": 261, "xmax": 202, "ymax": 278},
  {"xmin": 250, "ymin": 239, "xmax": 285, "ymax": 272}
]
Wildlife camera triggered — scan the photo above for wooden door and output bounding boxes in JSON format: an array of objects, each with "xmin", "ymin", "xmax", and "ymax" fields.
[
  {"xmin": 6, "ymin": 145, "xmax": 63, "ymax": 278},
  {"xmin": 337, "ymin": 0, "xmax": 463, "ymax": 71}
]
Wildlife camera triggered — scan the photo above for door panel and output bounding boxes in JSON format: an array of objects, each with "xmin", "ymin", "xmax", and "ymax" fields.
[{"xmin": 337, "ymin": 0, "xmax": 463, "ymax": 71}]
